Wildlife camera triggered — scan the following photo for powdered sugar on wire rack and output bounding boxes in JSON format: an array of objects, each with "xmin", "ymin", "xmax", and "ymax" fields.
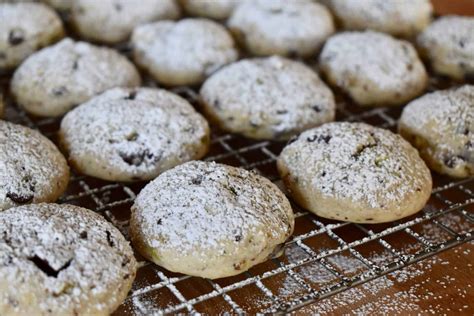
[{"xmin": 1, "ymin": 67, "xmax": 473, "ymax": 315}]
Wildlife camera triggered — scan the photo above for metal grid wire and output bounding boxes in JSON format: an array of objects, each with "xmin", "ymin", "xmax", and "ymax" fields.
[{"xmin": 2, "ymin": 74, "xmax": 474, "ymax": 314}]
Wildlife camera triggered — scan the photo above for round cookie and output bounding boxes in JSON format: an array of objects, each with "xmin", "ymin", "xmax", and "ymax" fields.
[
  {"xmin": 180, "ymin": 0, "xmax": 238, "ymax": 19},
  {"xmin": 321, "ymin": 0, "xmax": 432, "ymax": 37},
  {"xmin": 200, "ymin": 56, "xmax": 336, "ymax": 140},
  {"xmin": 132, "ymin": 18, "xmax": 238, "ymax": 87},
  {"xmin": 0, "ymin": 203, "xmax": 137, "ymax": 316},
  {"xmin": 417, "ymin": 16, "xmax": 474, "ymax": 81},
  {"xmin": 277, "ymin": 122, "xmax": 432, "ymax": 223},
  {"xmin": 11, "ymin": 38, "xmax": 141, "ymax": 117},
  {"xmin": 0, "ymin": 2, "xmax": 64, "ymax": 71},
  {"xmin": 228, "ymin": 0, "xmax": 334, "ymax": 57},
  {"xmin": 59, "ymin": 87, "xmax": 210, "ymax": 182},
  {"xmin": 70, "ymin": 0, "xmax": 180, "ymax": 44},
  {"xmin": 319, "ymin": 31, "xmax": 428, "ymax": 107},
  {"xmin": 399, "ymin": 85, "xmax": 474, "ymax": 178},
  {"xmin": 130, "ymin": 161, "xmax": 294, "ymax": 279},
  {"xmin": 0, "ymin": 121, "xmax": 69, "ymax": 212}
]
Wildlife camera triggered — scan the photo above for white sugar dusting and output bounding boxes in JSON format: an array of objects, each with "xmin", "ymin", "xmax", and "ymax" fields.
[
  {"xmin": 132, "ymin": 161, "xmax": 294, "ymax": 254},
  {"xmin": 200, "ymin": 56, "xmax": 336, "ymax": 139},
  {"xmin": 279, "ymin": 122, "xmax": 432, "ymax": 209},
  {"xmin": 60, "ymin": 87, "xmax": 210, "ymax": 181},
  {"xmin": 0, "ymin": 121, "xmax": 68, "ymax": 211},
  {"xmin": 0, "ymin": 203, "xmax": 136, "ymax": 315},
  {"xmin": 132, "ymin": 18, "xmax": 238, "ymax": 86},
  {"xmin": 11, "ymin": 38, "xmax": 141, "ymax": 116}
]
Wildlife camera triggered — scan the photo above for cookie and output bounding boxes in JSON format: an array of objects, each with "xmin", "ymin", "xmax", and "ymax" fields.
[
  {"xmin": 0, "ymin": 2, "xmax": 64, "ymax": 71},
  {"xmin": 130, "ymin": 161, "xmax": 294, "ymax": 279},
  {"xmin": 180, "ymin": 0, "xmax": 238, "ymax": 19},
  {"xmin": 11, "ymin": 38, "xmax": 141, "ymax": 117},
  {"xmin": 228, "ymin": 0, "xmax": 334, "ymax": 57},
  {"xmin": 71, "ymin": 0, "xmax": 180, "ymax": 44},
  {"xmin": 0, "ymin": 121, "xmax": 69, "ymax": 212},
  {"xmin": 319, "ymin": 31, "xmax": 428, "ymax": 107},
  {"xmin": 322, "ymin": 0, "xmax": 432, "ymax": 37},
  {"xmin": 0, "ymin": 203, "xmax": 137, "ymax": 316},
  {"xmin": 399, "ymin": 85, "xmax": 474, "ymax": 178},
  {"xmin": 417, "ymin": 16, "xmax": 474, "ymax": 81},
  {"xmin": 200, "ymin": 56, "xmax": 336, "ymax": 140},
  {"xmin": 132, "ymin": 18, "xmax": 238, "ymax": 87},
  {"xmin": 278, "ymin": 122, "xmax": 432, "ymax": 223},
  {"xmin": 59, "ymin": 87, "xmax": 210, "ymax": 182}
]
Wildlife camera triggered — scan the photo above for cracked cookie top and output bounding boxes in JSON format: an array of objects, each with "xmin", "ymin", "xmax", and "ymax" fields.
[
  {"xmin": 0, "ymin": 121, "xmax": 69, "ymax": 212},
  {"xmin": 59, "ymin": 87, "xmax": 210, "ymax": 182},
  {"xmin": 0, "ymin": 203, "xmax": 136, "ymax": 315}
]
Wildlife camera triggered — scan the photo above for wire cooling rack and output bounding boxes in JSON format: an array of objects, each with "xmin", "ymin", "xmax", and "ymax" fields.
[{"xmin": 1, "ymin": 73, "xmax": 473, "ymax": 314}]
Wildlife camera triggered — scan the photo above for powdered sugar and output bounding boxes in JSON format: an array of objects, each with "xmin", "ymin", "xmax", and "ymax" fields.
[
  {"xmin": 200, "ymin": 56, "xmax": 336, "ymax": 140},
  {"xmin": 132, "ymin": 18, "xmax": 238, "ymax": 86},
  {"xmin": 417, "ymin": 16, "xmax": 474, "ymax": 78},
  {"xmin": 279, "ymin": 122, "xmax": 432, "ymax": 210},
  {"xmin": 60, "ymin": 87, "xmax": 210, "ymax": 182},
  {"xmin": 11, "ymin": 38, "xmax": 141, "ymax": 117},
  {"xmin": 0, "ymin": 203, "xmax": 136, "ymax": 315},
  {"xmin": 319, "ymin": 31, "xmax": 427, "ymax": 106},
  {"xmin": 132, "ymin": 161, "xmax": 294, "ymax": 254},
  {"xmin": 0, "ymin": 2, "xmax": 64, "ymax": 69},
  {"xmin": 399, "ymin": 85, "xmax": 474, "ymax": 176},
  {"xmin": 0, "ymin": 121, "xmax": 69, "ymax": 211},
  {"xmin": 322, "ymin": 0, "xmax": 432, "ymax": 37}
]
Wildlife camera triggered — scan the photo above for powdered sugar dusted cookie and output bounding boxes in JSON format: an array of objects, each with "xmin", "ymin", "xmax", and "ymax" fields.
[
  {"xmin": 0, "ymin": 203, "xmax": 136, "ymax": 315},
  {"xmin": 322, "ymin": 0, "xmax": 432, "ymax": 37},
  {"xmin": 228, "ymin": 0, "xmax": 334, "ymax": 57},
  {"xmin": 130, "ymin": 161, "xmax": 294, "ymax": 279},
  {"xmin": 399, "ymin": 85, "xmax": 474, "ymax": 178},
  {"xmin": 0, "ymin": 2, "xmax": 64, "ymax": 71},
  {"xmin": 0, "ymin": 121, "xmax": 69, "ymax": 212},
  {"xmin": 11, "ymin": 38, "xmax": 141, "ymax": 117},
  {"xmin": 180, "ymin": 0, "xmax": 238, "ymax": 19},
  {"xmin": 319, "ymin": 31, "xmax": 428, "ymax": 107},
  {"xmin": 132, "ymin": 18, "xmax": 237, "ymax": 87},
  {"xmin": 60, "ymin": 87, "xmax": 210, "ymax": 182},
  {"xmin": 278, "ymin": 122, "xmax": 432, "ymax": 223},
  {"xmin": 417, "ymin": 16, "xmax": 474, "ymax": 81},
  {"xmin": 200, "ymin": 56, "xmax": 336, "ymax": 140},
  {"xmin": 71, "ymin": 0, "xmax": 180, "ymax": 44}
]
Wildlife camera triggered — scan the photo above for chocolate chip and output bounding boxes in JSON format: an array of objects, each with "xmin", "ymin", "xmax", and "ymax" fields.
[
  {"xmin": 8, "ymin": 29, "xmax": 24, "ymax": 46},
  {"xmin": 276, "ymin": 110, "xmax": 288, "ymax": 115},
  {"xmin": 119, "ymin": 149, "xmax": 155, "ymax": 166},
  {"xmin": 191, "ymin": 175, "xmax": 203, "ymax": 185},
  {"xmin": 28, "ymin": 255, "xmax": 71, "ymax": 278},
  {"xmin": 307, "ymin": 134, "xmax": 331, "ymax": 143},
  {"xmin": 444, "ymin": 156, "xmax": 464, "ymax": 168},
  {"xmin": 106, "ymin": 230, "xmax": 115, "ymax": 247},
  {"xmin": 157, "ymin": 218, "xmax": 162, "ymax": 225},
  {"xmin": 52, "ymin": 86, "xmax": 68, "ymax": 97},
  {"xmin": 124, "ymin": 91, "xmax": 137, "ymax": 100},
  {"xmin": 321, "ymin": 171, "xmax": 326, "ymax": 177},
  {"xmin": 6, "ymin": 192, "xmax": 33, "ymax": 204},
  {"xmin": 312, "ymin": 105, "xmax": 321, "ymax": 112},
  {"xmin": 406, "ymin": 63, "xmax": 413, "ymax": 71},
  {"xmin": 79, "ymin": 231, "xmax": 88, "ymax": 239},
  {"xmin": 466, "ymin": 140, "xmax": 473, "ymax": 149},
  {"xmin": 122, "ymin": 257, "xmax": 130, "ymax": 267},
  {"xmin": 235, "ymin": 235, "xmax": 242, "ymax": 242}
]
